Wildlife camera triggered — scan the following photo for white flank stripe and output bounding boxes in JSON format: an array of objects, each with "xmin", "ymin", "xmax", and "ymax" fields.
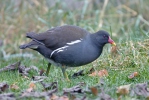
[
  {"xmin": 50, "ymin": 46, "xmax": 69, "ymax": 58},
  {"xmin": 56, "ymin": 50, "xmax": 63, "ymax": 53},
  {"xmin": 66, "ymin": 39, "xmax": 82, "ymax": 45},
  {"xmin": 50, "ymin": 39, "xmax": 83, "ymax": 58}
]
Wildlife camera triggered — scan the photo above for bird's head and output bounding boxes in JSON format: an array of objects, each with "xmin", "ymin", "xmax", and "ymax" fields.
[{"xmin": 95, "ymin": 30, "xmax": 116, "ymax": 46}]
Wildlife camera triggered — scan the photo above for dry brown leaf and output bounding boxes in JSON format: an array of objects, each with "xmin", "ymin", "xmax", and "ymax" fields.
[
  {"xmin": 98, "ymin": 69, "xmax": 108, "ymax": 77},
  {"xmin": 29, "ymin": 82, "xmax": 36, "ymax": 89},
  {"xmin": 90, "ymin": 87, "xmax": 98, "ymax": 96},
  {"xmin": 116, "ymin": 84, "xmax": 131, "ymax": 95},
  {"xmin": 26, "ymin": 82, "xmax": 36, "ymax": 92},
  {"xmin": 128, "ymin": 72, "xmax": 139, "ymax": 79},
  {"xmin": 89, "ymin": 69, "xmax": 108, "ymax": 77},
  {"xmin": 0, "ymin": 61, "xmax": 20, "ymax": 72},
  {"xmin": 10, "ymin": 83, "xmax": 19, "ymax": 90}
]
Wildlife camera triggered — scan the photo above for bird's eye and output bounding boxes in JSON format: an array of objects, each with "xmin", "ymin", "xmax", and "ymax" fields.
[{"xmin": 103, "ymin": 35, "xmax": 108, "ymax": 38}]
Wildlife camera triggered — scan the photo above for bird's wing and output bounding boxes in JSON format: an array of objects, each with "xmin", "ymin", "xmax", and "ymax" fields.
[{"xmin": 25, "ymin": 25, "xmax": 89, "ymax": 50}]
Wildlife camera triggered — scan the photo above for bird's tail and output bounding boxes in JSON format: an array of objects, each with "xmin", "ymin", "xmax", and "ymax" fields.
[
  {"xmin": 26, "ymin": 32, "xmax": 45, "ymax": 45},
  {"xmin": 19, "ymin": 41, "xmax": 40, "ymax": 49},
  {"xmin": 26, "ymin": 32, "xmax": 36, "ymax": 39},
  {"xmin": 19, "ymin": 32, "xmax": 45, "ymax": 49}
]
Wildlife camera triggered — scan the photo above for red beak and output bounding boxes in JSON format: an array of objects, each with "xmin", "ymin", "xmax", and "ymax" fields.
[{"xmin": 108, "ymin": 36, "xmax": 116, "ymax": 46}]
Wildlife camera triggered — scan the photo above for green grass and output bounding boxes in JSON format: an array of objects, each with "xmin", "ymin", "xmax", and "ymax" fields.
[{"xmin": 1, "ymin": 0, "xmax": 149, "ymax": 99}]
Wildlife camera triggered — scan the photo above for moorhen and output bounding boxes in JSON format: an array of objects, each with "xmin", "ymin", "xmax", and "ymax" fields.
[{"xmin": 20, "ymin": 25, "xmax": 116, "ymax": 80}]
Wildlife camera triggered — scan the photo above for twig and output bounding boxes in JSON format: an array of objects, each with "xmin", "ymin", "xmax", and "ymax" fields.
[{"xmin": 98, "ymin": 0, "xmax": 109, "ymax": 28}]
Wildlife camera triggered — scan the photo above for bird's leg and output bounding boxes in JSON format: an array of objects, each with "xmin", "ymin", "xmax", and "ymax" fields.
[
  {"xmin": 61, "ymin": 66, "xmax": 70, "ymax": 81},
  {"xmin": 46, "ymin": 63, "xmax": 51, "ymax": 76}
]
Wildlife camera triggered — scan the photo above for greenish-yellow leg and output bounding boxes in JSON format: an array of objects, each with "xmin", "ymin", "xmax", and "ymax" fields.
[
  {"xmin": 61, "ymin": 66, "xmax": 70, "ymax": 81},
  {"xmin": 46, "ymin": 63, "xmax": 51, "ymax": 76}
]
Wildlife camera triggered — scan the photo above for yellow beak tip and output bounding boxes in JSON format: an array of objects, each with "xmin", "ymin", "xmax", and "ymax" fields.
[{"xmin": 112, "ymin": 42, "xmax": 116, "ymax": 46}]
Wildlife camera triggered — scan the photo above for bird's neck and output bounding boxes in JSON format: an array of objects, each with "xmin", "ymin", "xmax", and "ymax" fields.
[{"xmin": 90, "ymin": 33, "xmax": 105, "ymax": 49}]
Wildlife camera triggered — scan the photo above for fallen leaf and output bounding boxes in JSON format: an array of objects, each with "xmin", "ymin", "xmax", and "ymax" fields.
[
  {"xmin": 10, "ymin": 83, "xmax": 19, "ymax": 90},
  {"xmin": 90, "ymin": 87, "xmax": 98, "ymax": 96},
  {"xmin": 0, "ymin": 82, "xmax": 9, "ymax": 92},
  {"xmin": 19, "ymin": 65, "xmax": 39, "ymax": 76},
  {"xmin": 20, "ymin": 88, "xmax": 57, "ymax": 99},
  {"xmin": 116, "ymin": 84, "xmax": 131, "ymax": 95},
  {"xmin": 19, "ymin": 66, "xmax": 39, "ymax": 76},
  {"xmin": 89, "ymin": 69, "xmax": 108, "ymax": 77},
  {"xmin": 26, "ymin": 82, "xmax": 36, "ymax": 92},
  {"xmin": 29, "ymin": 82, "xmax": 36, "ymax": 89},
  {"xmin": 18, "ymin": 65, "xmax": 27, "ymax": 75},
  {"xmin": 63, "ymin": 82, "xmax": 85, "ymax": 94},
  {"xmin": 134, "ymin": 82, "xmax": 149, "ymax": 98},
  {"xmin": 128, "ymin": 72, "xmax": 139, "ymax": 79},
  {"xmin": 0, "ymin": 61, "xmax": 20, "ymax": 72},
  {"xmin": 98, "ymin": 69, "xmax": 108, "ymax": 77}
]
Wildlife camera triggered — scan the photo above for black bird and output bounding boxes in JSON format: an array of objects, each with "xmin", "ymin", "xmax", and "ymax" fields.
[{"xmin": 20, "ymin": 25, "xmax": 116, "ymax": 80}]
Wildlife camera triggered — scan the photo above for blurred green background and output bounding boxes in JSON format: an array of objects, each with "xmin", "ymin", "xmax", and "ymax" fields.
[{"xmin": 0, "ymin": 0, "xmax": 149, "ymax": 59}]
